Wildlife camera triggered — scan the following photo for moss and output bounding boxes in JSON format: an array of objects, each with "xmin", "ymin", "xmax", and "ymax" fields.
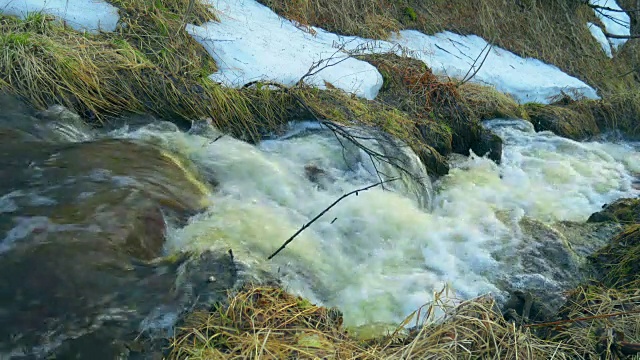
[
  {"xmin": 403, "ymin": 6, "xmax": 417, "ymax": 22},
  {"xmin": 571, "ymin": 94, "xmax": 640, "ymax": 140},
  {"xmin": 523, "ymin": 102, "xmax": 600, "ymax": 140}
]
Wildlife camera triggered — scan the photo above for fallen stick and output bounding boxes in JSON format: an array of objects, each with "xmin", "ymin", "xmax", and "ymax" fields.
[
  {"xmin": 267, "ymin": 178, "xmax": 398, "ymax": 260},
  {"xmin": 524, "ymin": 309, "xmax": 640, "ymax": 328}
]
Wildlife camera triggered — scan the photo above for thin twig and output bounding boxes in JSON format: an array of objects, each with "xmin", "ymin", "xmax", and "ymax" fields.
[
  {"xmin": 524, "ymin": 309, "xmax": 640, "ymax": 328},
  {"xmin": 267, "ymin": 178, "xmax": 399, "ymax": 260}
]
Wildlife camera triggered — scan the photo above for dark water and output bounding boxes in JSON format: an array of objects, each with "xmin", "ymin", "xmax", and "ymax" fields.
[{"xmin": 0, "ymin": 95, "xmax": 239, "ymax": 359}]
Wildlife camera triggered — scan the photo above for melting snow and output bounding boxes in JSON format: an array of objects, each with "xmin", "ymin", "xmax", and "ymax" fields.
[
  {"xmin": 587, "ymin": 22, "xmax": 613, "ymax": 58},
  {"xmin": 386, "ymin": 30, "xmax": 600, "ymax": 104},
  {"xmin": 191, "ymin": 0, "xmax": 599, "ymax": 104},
  {"xmin": 0, "ymin": 0, "xmax": 120, "ymax": 33},
  {"xmin": 186, "ymin": 0, "xmax": 383, "ymax": 99},
  {"xmin": 589, "ymin": 0, "xmax": 631, "ymax": 50}
]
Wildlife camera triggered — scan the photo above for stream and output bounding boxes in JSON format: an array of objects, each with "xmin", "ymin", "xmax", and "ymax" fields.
[
  {"xmin": 118, "ymin": 117, "xmax": 640, "ymax": 327},
  {"xmin": 0, "ymin": 96, "xmax": 639, "ymax": 357}
]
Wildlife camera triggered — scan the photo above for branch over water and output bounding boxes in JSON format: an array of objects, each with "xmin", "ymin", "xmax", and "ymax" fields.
[{"xmin": 267, "ymin": 178, "xmax": 398, "ymax": 260}]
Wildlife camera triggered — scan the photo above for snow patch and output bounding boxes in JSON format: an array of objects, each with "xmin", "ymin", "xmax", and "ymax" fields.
[
  {"xmin": 187, "ymin": 0, "xmax": 383, "ymax": 100},
  {"xmin": 192, "ymin": 0, "xmax": 599, "ymax": 104},
  {"xmin": 589, "ymin": 0, "xmax": 631, "ymax": 49},
  {"xmin": 0, "ymin": 0, "xmax": 120, "ymax": 33},
  {"xmin": 587, "ymin": 22, "xmax": 613, "ymax": 58},
  {"xmin": 387, "ymin": 30, "xmax": 600, "ymax": 104}
]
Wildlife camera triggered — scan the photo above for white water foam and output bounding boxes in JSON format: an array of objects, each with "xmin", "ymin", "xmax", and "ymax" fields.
[{"xmin": 114, "ymin": 119, "xmax": 640, "ymax": 328}]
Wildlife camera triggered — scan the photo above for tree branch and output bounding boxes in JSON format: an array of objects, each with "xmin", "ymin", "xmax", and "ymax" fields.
[{"xmin": 267, "ymin": 178, "xmax": 398, "ymax": 260}]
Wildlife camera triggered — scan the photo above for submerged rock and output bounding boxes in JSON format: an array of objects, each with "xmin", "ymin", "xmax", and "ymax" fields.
[
  {"xmin": 471, "ymin": 128, "xmax": 503, "ymax": 163},
  {"xmin": 0, "ymin": 101, "xmax": 239, "ymax": 358},
  {"xmin": 500, "ymin": 217, "xmax": 622, "ymax": 322}
]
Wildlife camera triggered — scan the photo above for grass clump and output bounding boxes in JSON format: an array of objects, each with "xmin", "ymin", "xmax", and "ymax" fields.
[
  {"xmin": 0, "ymin": 12, "xmax": 292, "ymax": 142},
  {"xmin": 457, "ymin": 83, "xmax": 528, "ymax": 121},
  {"xmin": 590, "ymin": 224, "xmax": 640, "ymax": 289},
  {"xmin": 361, "ymin": 53, "xmax": 514, "ymax": 162},
  {"xmin": 548, "ymin": 285, "xmax": 640, "ymax": 360},
  {"xmin": 523, "ymin": 102, "xmax": 600, "ymax": 140},
  {"xmin": 169, "ymin": 284, "xmax": 590, "ymax": 359},
  {"xmin": 169, "ymin": 285, "xmax": 366, "ymax": 359}
]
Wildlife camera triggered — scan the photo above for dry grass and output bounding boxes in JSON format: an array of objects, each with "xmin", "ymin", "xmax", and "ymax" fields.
[
  {"xmin": 590, "ymin": 224, "xmax": 640, "ymax": 289},
  {"xmin": 523, "ymin": 102, "xmax": 600, "ymax": 140},
  {"xmin": 548, "ymin": 285, "xmax": 640, "ymax": 360},
  {"xmin": 0, "ymin": 11, "xmax": 291, "ymax": 141},
  {"xmin": 258, "ymin": 0, "xmax": 631, "ymax": 91},
  {"xmin": 259, "ymin": 0, "xmax": 640, "ymax": 137},
  {"xmin": 457, "ymin": 83, "xmax": 528, "ymax": 121},
  {"xmin": 169, "ymin": 284, "xmax": 593, "ymax": 359}
]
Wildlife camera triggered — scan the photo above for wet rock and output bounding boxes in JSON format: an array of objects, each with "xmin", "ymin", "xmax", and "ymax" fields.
[
  {"xmin": 415, "ymin": 120, "xmax": 453, "ymax": 156},
  {"xmin": 0, "ymin": 105, "xmax": 238, "ymax": 358},
  {"xmin": 417, "ymin": 146, "xmax": 449, "ymax": 177},
  {"xmin": 304, "ymin": 164, "xmax": 335, "ymax": 190},
  {"xmin": 553, "ymin": 221, "xmax": 624, "ymax": 257},
  {"xmin": 587, "ymin": 198, "xmax": 640, "ymax": 224},
  {"xmin": 471, "ymin": 128, "xmax": 503, "ymax": 163},
  {"xmin": 501, "ymin": 218, "xmax": 588, "ymax": 319},
  {"xmin": 500, "ymin": 217, "xmax": 625, "ymax": 321},
  {"xmin": 502, "ymin": 289, "xmax": 556, "ymax": 323}
]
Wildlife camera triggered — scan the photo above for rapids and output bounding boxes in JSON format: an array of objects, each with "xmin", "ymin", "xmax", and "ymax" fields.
[{"xmin": 112, "ymin": 118, "xmax": 640, "ymax": 328}]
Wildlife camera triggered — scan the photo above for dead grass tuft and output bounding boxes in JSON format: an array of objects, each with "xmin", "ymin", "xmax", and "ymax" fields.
[
  {"xmin": 457, "ymin": 83, "xmax": 528, "ymax": 121},
  {"xmin": 169, "ymin": 285, "xmax": 591, "ymax": 359},
  {"xmin": 168, "ymin": 285, "xmax": 370, "ymax": 359},
  {"xmin": 548, "ymin": 285, "xmax": 640, "ymax": 360},
  {"xmin": 0, "ymin": 12, "xmax": 291, "ymax": 142},
  {"xmin": 590, "ymin": 224, "xmax": 640, "ymax": 289},
  {"xmin": 523, "ymin": 102, "xmax": 600, "ymax": 140}
]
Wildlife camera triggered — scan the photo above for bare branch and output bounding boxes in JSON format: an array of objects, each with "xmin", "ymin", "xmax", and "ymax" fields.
[
  {"xmin": 267, "ymin": 178, "xmax": 399, "ymax": 260},
  {"xmin": 603, "ymin": 31, "xmax": 640, "ymax": 39}
]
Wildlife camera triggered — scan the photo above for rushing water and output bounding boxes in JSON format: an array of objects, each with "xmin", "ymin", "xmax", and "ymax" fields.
[{"xmin": 109, "ymin": 118, "xmax": 640, "ymax": 328}]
